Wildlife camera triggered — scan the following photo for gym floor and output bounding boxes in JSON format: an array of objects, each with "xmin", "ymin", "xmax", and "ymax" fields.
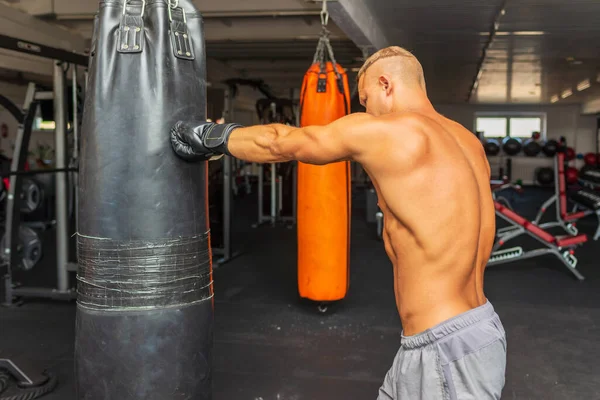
[{"xmin": 2, "ymin": 188, "xmax": 600, "ymax": 400}]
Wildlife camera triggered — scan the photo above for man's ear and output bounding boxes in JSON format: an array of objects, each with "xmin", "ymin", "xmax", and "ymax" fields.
[{"xmin": 378, "ymin": 75, "xmax": 392, "ymax": 94}]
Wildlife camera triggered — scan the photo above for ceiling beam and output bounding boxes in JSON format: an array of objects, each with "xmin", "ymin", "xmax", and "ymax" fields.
[
  {"xmin": 15, "ymin": 0, "xmax": 320, "ymax": 18},
  {"xmin": 327, "ymin": 0, "xmax": 390, "ymax": 53},
  {"xmin": 0, "ymin": 2, "xmax": 87, "ymax": 52},
  {"xmin": 58, "ymin": 17, "xmax": 346, "ymax": 41},
  {"xmin": 0, "ymin": 49, "xmax": 54, "ymax": 77},
  {"xmin": 0, "ymin": 2, "xmax": 88, "ymax": 77}
]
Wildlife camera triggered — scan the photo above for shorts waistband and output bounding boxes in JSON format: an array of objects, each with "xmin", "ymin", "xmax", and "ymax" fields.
[{"xmin": 401, "ymin": 300, "xmax": 497, "ymax": 350}]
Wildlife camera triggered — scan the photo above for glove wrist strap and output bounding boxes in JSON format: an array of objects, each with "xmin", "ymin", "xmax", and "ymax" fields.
[{"xmin": 203, "ymin": 123, "xmax": 242, "ymax": 156}]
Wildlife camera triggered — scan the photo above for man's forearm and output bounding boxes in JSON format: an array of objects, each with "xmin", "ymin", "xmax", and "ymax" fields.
[{"xmin": 227, "ymin": 124, "xmax": 296, "ymax": 164}]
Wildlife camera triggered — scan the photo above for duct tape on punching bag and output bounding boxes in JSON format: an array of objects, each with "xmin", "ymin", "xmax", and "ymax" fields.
[
  {"xmin": 76, "ymin": 1, "xmax": 213, "ymax": 399},
  {"xmin": 297, "ymin": 30, "xmax": 352, "ymax": 303}
]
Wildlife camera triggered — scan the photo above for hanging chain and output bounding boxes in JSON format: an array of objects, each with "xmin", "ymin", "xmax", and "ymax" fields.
[
  {"xmin": 313, "ymin": 1, "xmax": 332, "ymax": 68},
  {"xmin": 311, "ymin": 0, "xmax": 343, "ymax": 89},
  {"xmin": 320, "ymin": 0, "xmax": 329, "ymax": 27}
]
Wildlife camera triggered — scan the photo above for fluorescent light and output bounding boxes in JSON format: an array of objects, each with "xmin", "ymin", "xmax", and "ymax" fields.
[
  {"xmin": 550, "ymin": 95, "xmax": 559, "ymax": 103},
  {"xmin": 561, "ymin": 89, "xmax": 573, "ymax": 99},
  {"xmin": 479, "ymin": 31, "xmax": 546, "ymax": 36},
  {"xmin": 577, "ymin": 79, "xmax": 591, "ymax": 91},
  {"xmin": 512, "ymin": 31, "xmax": 546, "ymax": 36}
]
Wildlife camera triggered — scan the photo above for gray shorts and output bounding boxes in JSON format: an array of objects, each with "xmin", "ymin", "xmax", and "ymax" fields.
[{"xmin": 378, "ymin": 301, "xmax": 507, "ymax": 400}]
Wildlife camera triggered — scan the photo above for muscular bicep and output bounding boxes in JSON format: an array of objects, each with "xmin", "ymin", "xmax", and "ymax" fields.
[{"xmin": 274, "ymin": 113, "xmax": 380, "ymax": 165}]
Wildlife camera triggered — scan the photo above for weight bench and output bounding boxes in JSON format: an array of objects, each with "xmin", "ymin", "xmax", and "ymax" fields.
[
  {"xmin": 533, "ymin": 152, "xmax": 600, "ymax": 240},
  {"xmin": 489, "ymin": 201, "xmax": 588, "ymax": 280}
]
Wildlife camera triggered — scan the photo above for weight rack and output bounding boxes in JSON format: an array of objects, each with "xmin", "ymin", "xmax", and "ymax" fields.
[{"xmin": 2, "ymin": 62, "xmax": 84, "ymax": 306}]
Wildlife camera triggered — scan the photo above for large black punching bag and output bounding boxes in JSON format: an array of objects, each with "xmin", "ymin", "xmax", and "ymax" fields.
[{"xmin": 76, "ymin": 1, "xmax": 213, "ymax": 399}]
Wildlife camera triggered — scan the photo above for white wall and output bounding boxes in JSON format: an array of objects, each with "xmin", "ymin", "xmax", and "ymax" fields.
[{"xmin": 435, "ymin": 103, "xmax": 597, "ymax": 156}]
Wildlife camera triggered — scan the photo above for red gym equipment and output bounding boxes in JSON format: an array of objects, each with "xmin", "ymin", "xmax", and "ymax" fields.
[
  {"xmin": 489, "ymin": 180, "xmax": 588, "ymax": 280},
  {"xmin": 533, "ymin": 151, "xmax": 600, "ymax": 241}
]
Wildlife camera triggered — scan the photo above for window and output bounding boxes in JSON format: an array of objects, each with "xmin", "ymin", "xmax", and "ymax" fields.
[
  {"xmin": 475, "ymin": 114, "xmax": 545, "ymax": 139},
  {"xmin": 476, "ymin": 118, "xmax": 507, "ymax": 138},
  {"xmin": 509, "ymin": 118, "xmax": 541, "ymax": 138}
]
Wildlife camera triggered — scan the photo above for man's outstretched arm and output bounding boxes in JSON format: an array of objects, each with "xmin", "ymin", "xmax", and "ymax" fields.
[{"xmin": 171, "ymin": 113, "xmax": 382, "ymax": 165}]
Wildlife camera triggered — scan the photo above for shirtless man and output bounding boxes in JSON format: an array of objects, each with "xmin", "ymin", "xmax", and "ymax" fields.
[{"xmin": 171, "ymin": 46, "xmax": 507, "ymax": 399}]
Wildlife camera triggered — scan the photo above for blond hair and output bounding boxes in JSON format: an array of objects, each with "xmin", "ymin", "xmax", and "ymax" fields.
[{"xmin": 357, "ymin": 46, "xmax": 426, "ymax": 91}]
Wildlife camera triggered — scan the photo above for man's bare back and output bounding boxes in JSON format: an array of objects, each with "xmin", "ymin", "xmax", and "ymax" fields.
[{"xmin": 360, "ymin": 111, "xmax": 495, "ymax": 335}]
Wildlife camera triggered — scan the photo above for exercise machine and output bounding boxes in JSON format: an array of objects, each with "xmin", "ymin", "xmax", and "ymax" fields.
[
  {"xmin": 210, "ymin": 86, "xmax": 238, "ymax": 265},
  {"xmin": 0, "ymin": 42, "xmax": 86, "ymax": 305},
  {"xmin": 489, "ymin": 181, "xmax": 588, "ymax": 280},
  {"xmin": 253, "ymin": 98, "xmax": 297, "ymax": 228},
  {"xmin": 532, "ymin": 151, "xmax": 600, "ymax": 240},
  {"xmin": 208, "ymin": 80, "xmax": 284, "ymax": 264}
]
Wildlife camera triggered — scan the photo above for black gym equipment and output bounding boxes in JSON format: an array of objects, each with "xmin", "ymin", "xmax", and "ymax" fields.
[
  {"xmin": 0, "ymin": 359, "xmax": 57, "ymax": 400},
  {"xmin": 18, "ymin": 179, "xmax": 43, "ymax": 214},
  {"xmin": 523, "ymin": 139, "xmax": 542, "ymax": 157},
  {"xmin": 0, "ymin": 225, "xmax": 42, "ymax": 271},
  {"xmin": 537, "ymin": 167, "xmax": 554, "ymax": 185},
  {"xmin": 77, "ymin": 1, "xmax": 213, "ymax": 399},
  {"xmin": 0, "ymin": 94, "xmax": 24, "ymax": 124},
  {"xmin": 543, "ymin": 139, "xmax": 559, "ymax": 157},
  {"xmin": 484, "ymin": 138, "xmax": 501, "ymax": 156},
  {"xmin": 502, "ymin": 136, "xmax": 522, "ymax": 156}
]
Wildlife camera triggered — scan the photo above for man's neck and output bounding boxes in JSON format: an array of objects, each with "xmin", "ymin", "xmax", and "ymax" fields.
[{"xmin": 391, "ymin": 92, "xmax": 436, "ymax": 116}]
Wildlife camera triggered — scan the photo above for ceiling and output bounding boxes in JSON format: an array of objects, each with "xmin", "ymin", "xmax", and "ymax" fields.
[
  {"xmin": 358, "ymin": 0, "xmax": 600, "ymax": 105},
  {"xmin": 1, "ymin": 0, "xmax": 600, "ymax": 107}
]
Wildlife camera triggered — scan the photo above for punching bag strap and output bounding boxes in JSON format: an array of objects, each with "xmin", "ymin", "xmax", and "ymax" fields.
[
  {"xmin": 169, "ymin": 1, "xmax": 195, "ymax": 60},
  {"xmin": 118, "ymin": 0, "xmax": 145, "ymax": 54},
  {"xmin": 323, "ymin": 38, "xmax": 345, "ymax": 96},
  {"xmin": 311, "ymin": 0, "xmax": 344, "ymax": 95}
]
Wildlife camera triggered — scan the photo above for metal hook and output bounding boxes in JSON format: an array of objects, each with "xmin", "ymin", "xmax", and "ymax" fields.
[
  {"xmin": 122, "ymin": 0, "xmax": 145, "ymax": 16},
  {"xmin": 168, "ymin": 5, "xmax": 187, "ymax": 23},
  {"xmin": 320, "ymin": 0, "xmax": 329, "ymax": 27}
]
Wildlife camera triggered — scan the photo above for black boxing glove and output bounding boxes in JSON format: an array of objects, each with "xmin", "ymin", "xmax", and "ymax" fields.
[{"xmin": 170, "ymin": 120, "xmax": 243, "ymax": 161}]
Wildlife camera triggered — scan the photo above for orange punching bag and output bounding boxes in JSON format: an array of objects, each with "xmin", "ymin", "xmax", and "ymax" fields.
[{"xmin": 297, "ymin": 33, "xmax": 351, "ymax": 305}]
